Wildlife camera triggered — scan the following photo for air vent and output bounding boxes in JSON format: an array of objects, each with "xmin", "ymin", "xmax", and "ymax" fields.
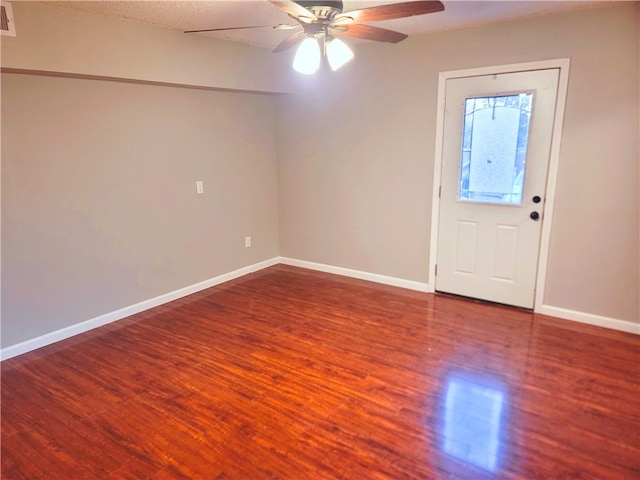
[{"xmin": 1, "ymin": 1, "xmax": 16, "ymax": 37}]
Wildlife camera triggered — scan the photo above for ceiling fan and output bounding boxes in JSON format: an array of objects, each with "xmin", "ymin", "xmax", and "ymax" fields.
[{"xmin": 185, "ymin": 0, "xmax": 445, "ymax": 73}]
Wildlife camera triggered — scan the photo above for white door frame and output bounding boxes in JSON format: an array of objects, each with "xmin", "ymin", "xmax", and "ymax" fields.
[{"xmin": 428, "ymin": 59, "xmax": 571, "ymax": 311}]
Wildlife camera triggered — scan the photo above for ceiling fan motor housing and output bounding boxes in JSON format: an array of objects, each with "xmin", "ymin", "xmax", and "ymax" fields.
[{"xmin": 294, "ymin": 0, "xmax": 344, "ymax": 20}]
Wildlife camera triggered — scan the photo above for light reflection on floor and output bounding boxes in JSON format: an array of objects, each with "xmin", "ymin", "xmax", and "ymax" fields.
[{"xmin": 442, "ymin": 374, "xmax": 506, "ymax": 472}]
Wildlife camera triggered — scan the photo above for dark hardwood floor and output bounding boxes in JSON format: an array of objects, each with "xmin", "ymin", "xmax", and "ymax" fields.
[{"xmin": 2, "ymin": 265, "xmax": 639, "ymax": 479}]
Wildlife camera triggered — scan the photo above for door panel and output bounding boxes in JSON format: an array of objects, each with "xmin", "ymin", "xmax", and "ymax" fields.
[
  {"xmin": 436, "ymin": 69, "xmax": 560, "ymax": 308},
  {"xmin": 455, "ymin": 221, "xmax": 477, "ymax": 274},
  {"xmin": 493, "ymin": 224, "xmax": 518, "ymax": 281}
]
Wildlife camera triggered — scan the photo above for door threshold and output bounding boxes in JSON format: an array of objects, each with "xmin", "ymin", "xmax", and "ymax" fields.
[{"xmin": 435, "ymin": 290, "xmax": 533, "ymax": 312}]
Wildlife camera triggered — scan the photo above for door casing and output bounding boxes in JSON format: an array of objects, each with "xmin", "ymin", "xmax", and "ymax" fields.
[{"xmin": 428, "ymin": 59, "xmax": 571, "ymax": 311}]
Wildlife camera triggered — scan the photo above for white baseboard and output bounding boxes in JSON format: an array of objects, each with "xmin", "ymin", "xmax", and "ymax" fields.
[
  {"xmin": 278, "ymin": 256, "xmax": 431, "ymax": 293},
  {"xmin": 280, "ymin": 257, "xmax": 638, "ymax": 335},
  {"xmin": 3, "ymin": 256, "xmax": 636, "ymax": 361},
  {"xmin": 537, "ymin": 304, "xmax": 640, "ymax": 335},
  {"xmin": 0, "ymin": 257, "xmax": 279, "ymax": 361}
]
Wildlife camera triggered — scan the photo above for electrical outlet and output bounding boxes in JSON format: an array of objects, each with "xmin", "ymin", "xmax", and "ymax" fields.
[
  {"xmin": 196, "ymin": 181, "xmax": 204, "ymax": 194},
  {"xmin": 245, "ymin": 236, "xmax": 252, "ymax": 248}
]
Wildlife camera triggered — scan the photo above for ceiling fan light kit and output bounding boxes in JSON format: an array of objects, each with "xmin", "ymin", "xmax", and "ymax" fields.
[
  {"xmin": 293, "ymin": 35, "xmax": 354, "ymax": 74},
  {"xmin": 185, "ymin": 0, "xmax": 445, "ymax": 75},
  {"xmin": 326, "ymin": 37, "xmax": 354, "ymax": 71},
  {"xmin": 293, "ymin": 36, "xmax": 322, "ymax": 74}
]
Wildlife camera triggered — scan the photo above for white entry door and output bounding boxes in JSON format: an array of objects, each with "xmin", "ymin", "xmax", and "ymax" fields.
[{"xmin": 436, "ymin": 69, "xmax": 560, "ymax": 309}]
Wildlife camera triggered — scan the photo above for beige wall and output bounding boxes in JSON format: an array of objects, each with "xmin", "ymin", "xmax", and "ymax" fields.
[
  {"xmin": 276, "ymin": 4, "xmax": 639, "ymax": 324},
  {"xmin": 2, "ymin": 2, "xmax": 287, "ymax": 93},
  {"xmin": 1, "ymin": 2, "xmax": 283, "ymax": 348},
  {"xmin": 2, "ymin": 2, "xmax": 638, "ymax": 350},
  {"xmin": 1, "ymin": 73, "xmax": 280, "ymax": 347}
]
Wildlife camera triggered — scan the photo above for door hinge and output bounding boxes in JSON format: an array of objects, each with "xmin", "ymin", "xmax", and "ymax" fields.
[
  {"xmin": 438, "ymin": 186, "xmax": 442, "ymax": 198},
  {"xmin": 435, "ymin": 264, "xmax": 438, "ymax": 275}
]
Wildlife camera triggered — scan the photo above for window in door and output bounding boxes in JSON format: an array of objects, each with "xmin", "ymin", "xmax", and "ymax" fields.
[{"xmin": 458, "ymin": 93, "xmax": 533, "ymax": 206}]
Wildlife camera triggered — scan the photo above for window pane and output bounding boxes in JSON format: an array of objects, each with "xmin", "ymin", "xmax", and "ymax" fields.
[{"xmin": 458, "ymin": 93, "xmax": 533, "ymax": 206}]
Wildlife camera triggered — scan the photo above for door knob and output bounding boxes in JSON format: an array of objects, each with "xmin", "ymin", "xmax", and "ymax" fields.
[
  {"xmin": 530, "ymin": 211, "xmax": 540, "ymax": 221},
  {"xmin": 532, "ymin": 196, "xmax": 541, "ymax": 204}
]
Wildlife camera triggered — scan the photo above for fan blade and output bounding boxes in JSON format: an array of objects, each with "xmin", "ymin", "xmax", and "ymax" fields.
[
  {"xmin": 332, "ymin": 24, "xmax": 408, "ymax": 43},
  {"xmin": 269, "ymin": 0, "xmax": 317, "ymax": 23},
  {"xmin": 185, "ymin": 24, "xmax": 297, "ymax": 34},
  {"xmin": 334, "ymin": 1, "xmax": 444, "ymax": 24},
  {"xmin": 273, "ymin": 30, "xmax": 306, "ymax": 53}
]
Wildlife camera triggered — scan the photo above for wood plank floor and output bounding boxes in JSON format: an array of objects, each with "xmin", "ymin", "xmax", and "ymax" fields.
[{"xmin": 2, "ymin": 265, "xmax": 639, "ymax": 479}]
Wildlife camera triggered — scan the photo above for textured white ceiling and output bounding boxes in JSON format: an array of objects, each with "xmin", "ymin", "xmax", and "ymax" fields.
[{"xmin": 55, "ymin": 0, "xmax": 614, "ymax": 50}]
